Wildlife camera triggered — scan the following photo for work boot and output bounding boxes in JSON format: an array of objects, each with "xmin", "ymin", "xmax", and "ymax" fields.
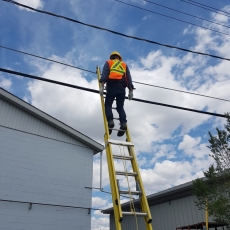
[
  {"xmin": 108, "ymin": 120, "xmax": 114, "ymax": 135},
  {"xmin": 117, "ymin": 123, "xmax": 127, "ymax": 137}
]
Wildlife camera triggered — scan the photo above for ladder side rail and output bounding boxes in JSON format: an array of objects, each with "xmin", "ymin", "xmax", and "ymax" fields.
[
  {"xmin": 96, "ymin": 66, "xmax": 123, "ymax": 230},
  {"xmin": 96, "ymin": 66, "xmax": 110, "ymax": 136},
  {"xmin": 126, "ymin": 126, "xmax": 153, "ymax": 230}
]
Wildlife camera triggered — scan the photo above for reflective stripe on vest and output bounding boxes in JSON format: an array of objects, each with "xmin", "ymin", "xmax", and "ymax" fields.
[{"xmin": 108, "ymin": 60, "xmax": 126, "ymax": 80}]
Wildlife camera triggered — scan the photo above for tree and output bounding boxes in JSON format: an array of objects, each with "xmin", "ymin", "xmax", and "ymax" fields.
[{"xmin": 193, "ymin": 113, "xmax": 230, "ymax": 227}]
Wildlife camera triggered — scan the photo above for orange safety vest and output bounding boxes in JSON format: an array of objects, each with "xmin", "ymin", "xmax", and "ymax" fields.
[{"xmin": 107, "ymin": 60, "xmax": 126, "ymax": 80}]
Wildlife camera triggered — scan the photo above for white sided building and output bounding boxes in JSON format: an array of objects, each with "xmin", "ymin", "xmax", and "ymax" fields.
[{"xmin": 0, "ymin": 87, "xmax": 103, "ymax": 230}]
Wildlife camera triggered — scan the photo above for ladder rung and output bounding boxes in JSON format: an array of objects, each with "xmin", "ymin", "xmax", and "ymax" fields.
[
  {"xmin": 113, "ymin": 155, "xmax": 133, "ymax": 160},
  {"xmin": 116, "ymin": 171, "xmax": 137, "ymax": 176},
  {"xmin": 122, "ymin": 212, "xmax": 147, "ymax": 216},
  {"xmin": 119, "ymin": 190, "xmax": 140, "ymax": 195},
  {"xmin": 107, "ymin": 139, "xmax": 134, "ymax": 146},
  {"xmin": 112, "ymin": 107, "xmax": 117, "ymax": 109},
  {"xmin": 108, "ymin": 128, "xmax": 123, "ymax": 131}
]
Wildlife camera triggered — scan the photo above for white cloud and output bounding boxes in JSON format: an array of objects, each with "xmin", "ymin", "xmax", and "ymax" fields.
[
  {"xmin": 91, "ymin": 56, "xmax": 101, "ymax": 61},
  {"xmin": 93, "ymin": 210, "xmax": 105, "ymax": 216},
  {"xmin": 178, "ymin": 134, "xmax": 201, "ymax": 150},
  {"xmin": 126, "ymin": 26, "xmax": 136, "ymax": 36},
  {"xmin": 0, "ymin": 77, "xmax": 12, "ymax": 90},
  {"xmin": 140, "ymin": 151, "xmax": 215, "ymax": 195},
  {"xmin": 16, "ymin": 0, "xmax": 44, "ymax": 10},
  {"xmin": 182, "ymin": 66, "xmax": 195, "ymax": 78},
  {"xmin": 91, "ymin": 216, "xmax": 109, "ymax": 230},
  {"xmin": 178, "ymin": 135, "xmax": 213, "ymax": 159},
  {"xmin": 211, "ymin": 6, "xmax": 230, "ymax": 23},
  {"xmin": 150, "ymin": 144, "xmax": 177, "ymax": 164},
  {"xmin": 142, "ymin": 15, "xmax": 152, "ymax": 21},
  {"xmin": 92, "ymin": 197, "xmax": 108, "ymax": 208},
  {"xmin": 27, "ymin": 61, "xmax": 104, "ymax": 140},
  {"xmin": 140, "ymin": 160, "xmax": 193, "ymax": 194}
]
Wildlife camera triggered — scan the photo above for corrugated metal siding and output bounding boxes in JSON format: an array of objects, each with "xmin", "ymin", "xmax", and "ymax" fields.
[
  {"xmin": 110, "ymin": 195, "xmax": 224, "ymax": 230},
  {"xmin": 0, "ymin": 98, "xmax": 88, "ymax": 148},
  {"xmin": 0, "ymin": 125, "xmax": 93, "ymax": 230}
]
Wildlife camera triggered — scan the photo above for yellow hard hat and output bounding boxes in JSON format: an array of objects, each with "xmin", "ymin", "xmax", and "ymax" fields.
[{"xmin": 110, "ymin": 51, "xmax": 122, "ymax": 61}]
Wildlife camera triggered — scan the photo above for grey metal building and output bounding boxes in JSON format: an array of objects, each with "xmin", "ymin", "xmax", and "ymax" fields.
[
  {"xmin": 103, "ymin": 181, "xmax": 227, "ymax": 230},
  {"xmin": 0, "ymin": 87, "xmax": 103, "ymax": 230}
]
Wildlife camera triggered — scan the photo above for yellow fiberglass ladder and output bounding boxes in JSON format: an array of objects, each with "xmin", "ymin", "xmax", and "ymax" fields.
[{"xmin": 96, "ymin": 66, "xmax": 153, "ymax": 230}]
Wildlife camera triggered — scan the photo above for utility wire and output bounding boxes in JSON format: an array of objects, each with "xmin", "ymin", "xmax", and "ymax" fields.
[
  {"xmin": 0, "ymin": 45, "xmax": 95, "ymax": 74},
  {"xmin": 181, "ymin": 0, "xmax": 230, "ymax": 18},
  {"xmin": 114, "ymin": 0, "xmax": 230, "ymax": 37},
  {"xmin": 1, "ymin": 45, "xmax": 229, "ymax": 103},
  {"xmin": 142, "ymin": 0, "xmax": 230, "ymax": 29},
  {"xmin": 2, "ymin": 0, "xmax": 230, "ymax": 62},
  {"xmin": 185, "ymin": 0, "xmax": 230, "ymax": 16},
  {"xmin": 0, "ymin": 67, "xmax": 226, "ymax": 118},
  {"xmin": 133, "ymin": 81, "xmax": 230, "ymax": 103}
]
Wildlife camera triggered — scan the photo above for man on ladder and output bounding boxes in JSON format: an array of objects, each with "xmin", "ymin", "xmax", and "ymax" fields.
[
  {"xmin": 99, "ymin": 51, "xmax": 134, "ymax": 136},
  {"xmin": 97, "ymin": 58, "xmax": 153, "ymax": 230}
]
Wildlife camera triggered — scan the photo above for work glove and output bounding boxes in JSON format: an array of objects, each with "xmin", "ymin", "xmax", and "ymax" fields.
[
  {"xmin": 128, "ymin": 90, "xmax": 133, "ymax": 100},
  {"xmin": 99, "ymin": 86, "xmax": 104, "ymax": 96}
]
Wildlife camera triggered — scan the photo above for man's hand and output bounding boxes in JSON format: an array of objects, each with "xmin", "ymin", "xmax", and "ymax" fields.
[
  {"xmin": 128, "ymin": 90, "xmax": 133, "ymax": 100},
  {"xmin": 99, "ymin": 84, "xmax": 104, "ymax": 96}
]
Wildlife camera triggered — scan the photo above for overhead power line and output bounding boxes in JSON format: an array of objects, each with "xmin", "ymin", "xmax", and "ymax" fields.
[
  {"xmin": 2, "ymin": 0, "xmax": 230, "ymax": 62},
  {"xmin": 181, "ymin": 0, "xmax": 230, "ymax": 18},
  {"xmin": 1, "ymin": 45, "xmax": 229, "ymax": 103},
  {"xmin": 114, "ymin": 0, "xmax": 230, "ymax": 37},
  {"xmin": 185, "ymin": 0, "xmax": 230, "ymax": 16},
  {"xmin": 134, "ymin": 81, "xmax": 230, "ymax": 103},
  {"xmin": 0, "ymin": 46, "xmax": 95, "ymax": 74},
  {"xmin": 142, "ymin": 0, "xmax": 230, "ymax": 29},
  {"xmin": 0, "ymin": 67, "xmax": 226, "ymax": 118}
]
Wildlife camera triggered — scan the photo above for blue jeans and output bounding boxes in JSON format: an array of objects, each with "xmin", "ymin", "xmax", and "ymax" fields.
[{"xmin": 105, "ymin": 91, "xmax": 126, "ymax": 124}]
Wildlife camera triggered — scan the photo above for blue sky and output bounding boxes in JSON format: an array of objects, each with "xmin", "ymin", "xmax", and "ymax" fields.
[{"xmin": 1, "ymin": 0, "xmax": 230, "ymax": 229}]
